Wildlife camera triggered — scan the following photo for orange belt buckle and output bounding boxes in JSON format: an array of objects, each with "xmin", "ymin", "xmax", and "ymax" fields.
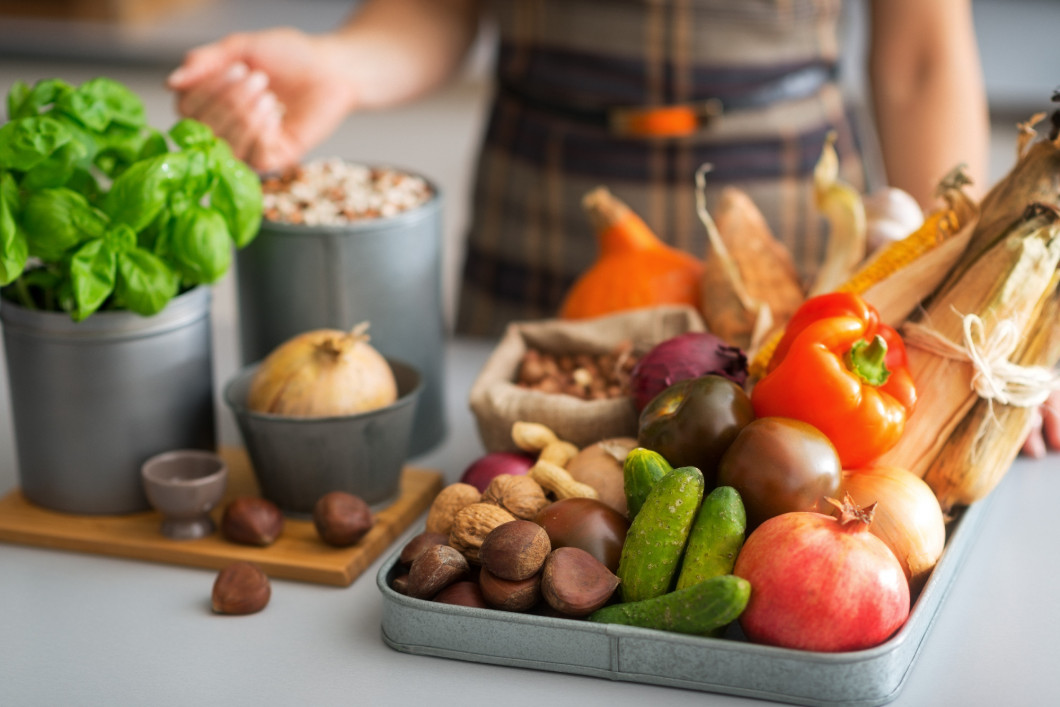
[{"xmin": 610, "ymin": 100, "xmax": 722, "ymax": 138}]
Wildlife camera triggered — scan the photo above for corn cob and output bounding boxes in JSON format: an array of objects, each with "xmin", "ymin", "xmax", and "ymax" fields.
[
  {"xmin": 922, "ymin": 272, "xmax": 1060, "ymax": 512},
  {"xmin": 806, "ymin": 131, "xmax": 867, "ymax": 297},
  {"xmin": 747, "ymin": 167, "xmax": 977, "ymax": 378},
  {"xmin": 873, "ymin": 202, "xmax": 1060, "ymax": 477}
]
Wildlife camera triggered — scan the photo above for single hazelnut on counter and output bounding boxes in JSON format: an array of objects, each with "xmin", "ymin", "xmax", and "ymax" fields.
[
  {"xmin": 212, "ymin": 561, "xmax": 271, "ymax": 615},
  {"xmin": 221, "ymin": 497, "xmax": 285, "ymax": 546},
  {"xmin": 313, "ymin": 491, "xmax": 373, "ymax": 547}
]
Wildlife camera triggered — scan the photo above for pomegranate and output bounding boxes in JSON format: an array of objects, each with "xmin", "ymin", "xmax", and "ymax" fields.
[{"xmin": 733, "ymin": 496, "xmax": 910, "ymax": 652}]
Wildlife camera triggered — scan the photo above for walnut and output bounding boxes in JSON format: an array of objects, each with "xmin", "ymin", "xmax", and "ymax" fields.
[
  {"xmin": 448, "ymin": 502, "xmax": 517, "ymax": 563},
  {"xmin": 482, "ymin": 475, "xmax": 550, "ymax": 520},
  {"xmin": 425, "ymin": 483, "xmax": 481, "ymax": 535}
]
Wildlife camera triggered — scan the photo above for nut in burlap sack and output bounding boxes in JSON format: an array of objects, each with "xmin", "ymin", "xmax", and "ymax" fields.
[{"xmin": 469, "ymin": 305, "xmax": 707, "ymax": 452}]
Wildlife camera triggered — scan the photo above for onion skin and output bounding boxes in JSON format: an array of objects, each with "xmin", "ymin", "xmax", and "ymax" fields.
[
  {"xmin": 630, "ymin": 332, "xmax": 748, "ymax": 413},
  {"xmin": 247, "ymin": 326, "xmax": 397, "ymax": 417},
  {"xmin": 734, "ymin": 500, "xmax": 910, "ymax": 652},
  {"xmin": 842, "ymin": 465, "xmax": 946, "ymax": 596},
  {"xmin": 459, "ymin": 452, "xmax": 535, "ymax": 493}
]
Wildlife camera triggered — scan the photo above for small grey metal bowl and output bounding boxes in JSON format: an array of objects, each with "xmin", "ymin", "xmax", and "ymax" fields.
[
  {"xmin": 223, "ymin": 358, "xmax": 422, "ymax": 516},
  {"xmin": 141, "ymin": 449, "xmax": 228, "ymax": 540}
]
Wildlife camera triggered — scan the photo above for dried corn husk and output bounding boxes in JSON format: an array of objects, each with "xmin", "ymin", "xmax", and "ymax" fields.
[
  {"xmin": 923, "ymin": 273, "xmax": 1060, "ymax": 512},
  {"xmin": 698, "ymin": 176, "xmax": 804, "ymax": 351},
  {"xmin": 856, "ymin": 167, "xmax": 979, "ymax": 327},
  {"xmin": 807, "ymin": 132, "xmax": 867, "ymax": 296},
  {"xmin": 943, "ymin": 113, "xmax": 1060, "ymax": 291},
  {"xmin": 874, "ymin": 203, "xmax": 1060, "ymax": 477}
]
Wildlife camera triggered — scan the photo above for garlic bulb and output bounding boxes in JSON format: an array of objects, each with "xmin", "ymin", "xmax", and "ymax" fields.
[{"xmin": 863, "ymin": 187, "xmax": 924, "ymax": 254}]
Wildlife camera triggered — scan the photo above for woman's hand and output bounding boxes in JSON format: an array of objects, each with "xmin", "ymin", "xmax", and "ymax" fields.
[
  {"xmin": 167, "ymin": 28, "xmax": 358, "ymax": 173},
  {"xmin": 1021, "ymin": 390, "xmax": 1060, "ymax": 459}
]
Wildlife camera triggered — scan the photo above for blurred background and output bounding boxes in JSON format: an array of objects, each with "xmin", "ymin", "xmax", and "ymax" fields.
[{"xmin": 0, "ymin": 0, "xmax": 1058, "ymax": 482}]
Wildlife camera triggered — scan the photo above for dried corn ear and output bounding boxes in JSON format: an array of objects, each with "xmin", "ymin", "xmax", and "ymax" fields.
[
  {"xmin": 874, "ymin": 203, "xmax": 1060, "ymax": 477},
  {"xmin": 923, "ymin": 273, "xmax": 1060, "ymax": 512},
  {"xmin": 807, "ymin": 132, "xmax": 867, "ymax": 296},
  {"xmin": 699, "ymin": 181, "xmax": 804, "ymax": 351}
]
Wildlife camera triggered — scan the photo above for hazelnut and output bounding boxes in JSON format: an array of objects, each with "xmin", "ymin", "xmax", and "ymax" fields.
[
  {"xmin": 540, "ymin": 547, "xmax": 619, "ymax": 617},
  {"xmin": 406, "ymin": 543, "xmax": 470, "ymax": 599},
  {"xmin": 390, "ymin": 572, "xmax": 410, "ymax": 595},
  {"xmin": 448, "ymin": 503, "xmax": 517, "ymax": 564},
  {"xmin": 399, "ymin": 531, "xmax": 450, "ymax": 566},
  {"xmin": 482, "ymin": 475, "xmax": 550, "ymax": 520},
  {"xmin": 221, "ymin": 497, "xmax": 284, "ymax": 546},
  {"xmin": 433, "ymin": 581, "xmax": 489, "ymax": 608},
  {"xmin": 312, "ymin": 491, "xmax": 373, "ymax": 547},
  {"xmin": 425, "ymin": 483, "xmax": 481, "ymax": 535},
  {"xmin": 479, "ymin": 520, "xmax": 550, "ymax": 581},
  {"xmin": 211, "ymin": 561, "xmax": 271, "ymax": 615},
  {"xmin": 479, "ymin": 568, "xmax": 541, "ymax": 612}
]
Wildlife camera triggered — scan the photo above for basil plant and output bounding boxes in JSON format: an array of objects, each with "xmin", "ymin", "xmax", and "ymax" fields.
[{"xmin": 0, "ymin": 77, "xmax": 262, "ymax": 320}]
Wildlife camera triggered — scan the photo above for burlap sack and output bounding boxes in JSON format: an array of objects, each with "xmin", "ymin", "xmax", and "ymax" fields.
[{"xmin": 469, "ymin": 305, "xmax": 708, "ymax": 452}]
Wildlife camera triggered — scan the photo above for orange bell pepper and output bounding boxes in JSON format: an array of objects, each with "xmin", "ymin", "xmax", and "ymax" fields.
[{"xmin": 751, "ymin": 293, "xmax": 916, "ymax": 468}]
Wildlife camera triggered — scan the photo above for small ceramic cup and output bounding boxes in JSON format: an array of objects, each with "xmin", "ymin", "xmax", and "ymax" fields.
[{"xmin": 141, "ymin": 449, "xmax": 228, "ymax": 540}]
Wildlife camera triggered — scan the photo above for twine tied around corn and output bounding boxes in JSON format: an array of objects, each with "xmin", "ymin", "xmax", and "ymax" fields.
[{"xmin": 902, "ymin": 311, "xmax": 1060, "ymax": 408}]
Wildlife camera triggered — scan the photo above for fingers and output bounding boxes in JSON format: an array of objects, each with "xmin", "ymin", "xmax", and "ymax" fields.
[
  {"xmin": 1041, "ymin": 390, "xmax": 1060, "ymax": 450},
  {"xmin": 166, "ymin": 33, "xmax": 251, "ymax": 90},
  {"xmin": 1022, "ymin": 421, "xmax": 1046, "ymax": 460}
]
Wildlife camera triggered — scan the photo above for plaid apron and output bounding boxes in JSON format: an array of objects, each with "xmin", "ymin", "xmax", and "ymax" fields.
[{"xmin": 456, "ymin": 0, "xmax": 875, "ymax": 337}]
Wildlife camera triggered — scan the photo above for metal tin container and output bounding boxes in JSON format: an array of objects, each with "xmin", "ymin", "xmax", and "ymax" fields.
[
  {"xmin": 223, "ymin": 358, "xmax": 422, "ymax": 515},
  {"xmin": 235, "ymin": 179, "xmax": 446, "ymax": 457},
  {"xmin": 1, "ymin": 287, "xmax": 216, "ymax": 515},
  {"xmin": 378, "ymin": 495, "xmax": 993, "ymax": 706}
]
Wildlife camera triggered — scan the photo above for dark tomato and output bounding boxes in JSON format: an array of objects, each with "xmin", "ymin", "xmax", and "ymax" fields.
[
  {"xmin": 533, "ymin": 497, "xmax": 630, "ymax": 573},
  {"xmin": 716, "ymin": 417, "xmax": 841, "ymax": 529}
]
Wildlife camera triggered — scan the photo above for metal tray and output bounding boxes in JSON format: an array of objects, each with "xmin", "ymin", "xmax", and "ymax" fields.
[{"xmin": 377, "ymin": 495, "xmax": 992, "ymax": 706}]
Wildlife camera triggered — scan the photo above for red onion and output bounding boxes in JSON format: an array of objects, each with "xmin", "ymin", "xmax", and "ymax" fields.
[
  {"xmin": 630, "ymin": 332, "xmax": 748, "ymax": 412},
  {"xmin": 459, "ymin": 451, "xmax": 535, "ymax": 492}
]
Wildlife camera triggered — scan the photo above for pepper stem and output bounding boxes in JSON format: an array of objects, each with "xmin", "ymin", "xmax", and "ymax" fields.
[{"xmin": 844, "ymin": 334, "xmax": 891, "ymax": 387}]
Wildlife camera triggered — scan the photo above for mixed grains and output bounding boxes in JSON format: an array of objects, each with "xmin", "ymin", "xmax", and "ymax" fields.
[{"xmin": 262, "ymin": 158, "xmax": 433, "ymax": 225}]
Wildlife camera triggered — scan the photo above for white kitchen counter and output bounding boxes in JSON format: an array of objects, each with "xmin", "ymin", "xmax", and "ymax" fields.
[{"xmin": 0, "ymin": 325, "xmax": 1058, "ymax": 707}]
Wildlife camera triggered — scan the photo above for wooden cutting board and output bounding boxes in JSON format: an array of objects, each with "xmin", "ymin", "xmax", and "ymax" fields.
[{"xmin": 0, "ymin": 447, "xmax": 443, "ymax": 587}]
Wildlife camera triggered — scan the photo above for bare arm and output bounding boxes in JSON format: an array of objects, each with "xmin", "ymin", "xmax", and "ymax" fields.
[
  {"xmin": 167, "ymin": 0, "xmax": 482, "ymax": 171},
  {"xmin": 868, "ymin": 0, "xmax": 989, "ymax": 208}
]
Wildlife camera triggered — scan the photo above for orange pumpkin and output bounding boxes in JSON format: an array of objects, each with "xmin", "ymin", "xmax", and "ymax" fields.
[{"xmin": 559, "ymin": 187, "xmax": 704, "ymax": 319}]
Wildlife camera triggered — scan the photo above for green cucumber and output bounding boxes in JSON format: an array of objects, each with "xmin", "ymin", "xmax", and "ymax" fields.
[
  {"xmin": 675, "ymin": 485, "xmax": 747, "ymax": 591},
  {"xmin": 589, "ymin": 574, "xmax": 750, "ymax": 635},
  {"xmin": 617, "ymin": 465, "xmax": 704, "ymax": 603},
  {"xmin": 623, "ymin": 447, "xmax": 673, "ymax": 519}
]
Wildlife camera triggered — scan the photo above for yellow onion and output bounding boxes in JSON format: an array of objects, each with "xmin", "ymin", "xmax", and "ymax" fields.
[
  {"xmin": 247, "ymin": 322, "xmax": 397, "ymax": 417},
  {"xmin": 841, "ymin": 465, "xmax": 946, "ymax": 596}
]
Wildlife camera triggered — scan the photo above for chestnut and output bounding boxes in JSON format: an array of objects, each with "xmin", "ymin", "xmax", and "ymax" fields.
[{"xmin": 534, "ymin": 497, "xmax": 630, "ymax": 573}]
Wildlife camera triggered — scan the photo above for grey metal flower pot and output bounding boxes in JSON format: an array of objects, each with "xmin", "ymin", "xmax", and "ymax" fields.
[
  {"xmin": 235, "ymin": 185, "xmax": 447, "ymax": 457},
  {"xmin": 0, "ymin": 287, "xmax": 216, "ymax": 515}
]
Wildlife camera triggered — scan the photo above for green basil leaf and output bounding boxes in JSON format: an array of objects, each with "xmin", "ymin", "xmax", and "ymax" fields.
[
  {"xmin": 0, "ymin": 173, "xmax": 29, "ymax": 285},
  {"xmin": 96, "ymin": 123, "xmax": 150, "ymax": 171},
  {"xmin": 10, "ymin": 79, "xmax": 73, "ymax": 118},
  {"xmin": 115, "ymin": 248, "xmax": 178, "ymax": 316},
  {"xmin": 6, "ymin": 80, "xmax": 31, "ymax": 120},
  {"xmin": 20, "ymin": 140, "xmax": 88, "ymax": 190},
  {"xmin": 103, "ymin": 151, "xmax": 189, "ymax": 231},
  {"xmin": 58, "ymin": 77, "xmax": 146, "ymax": 132},
  {"xmin": 169, "ymin": 118, "xmax": 215, "ymax": 149},
  {"xmin": 0, "ymin": 116, "xmax": 73, "ymax": 172},
  {"xmin": 69, "ymin": 239, "xmax": 118, "ymax": 321},
  {"xmin": 103, "ymin": 222, "xmax": 137, "ymax": 254},
  {"xmin": 137, "ymin": 129, "xmax": 169, "ymax": 161},
  {"xmin": 169, "ymin": 204, "xmax": 232, "ymax": 284},
  {"xmin": 208, "ymin": 141, "xmax": 262, "ymax": 248},
  {"xmin": 23, "ymin": 188, "xmax": 107, "ymax": 260}
]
